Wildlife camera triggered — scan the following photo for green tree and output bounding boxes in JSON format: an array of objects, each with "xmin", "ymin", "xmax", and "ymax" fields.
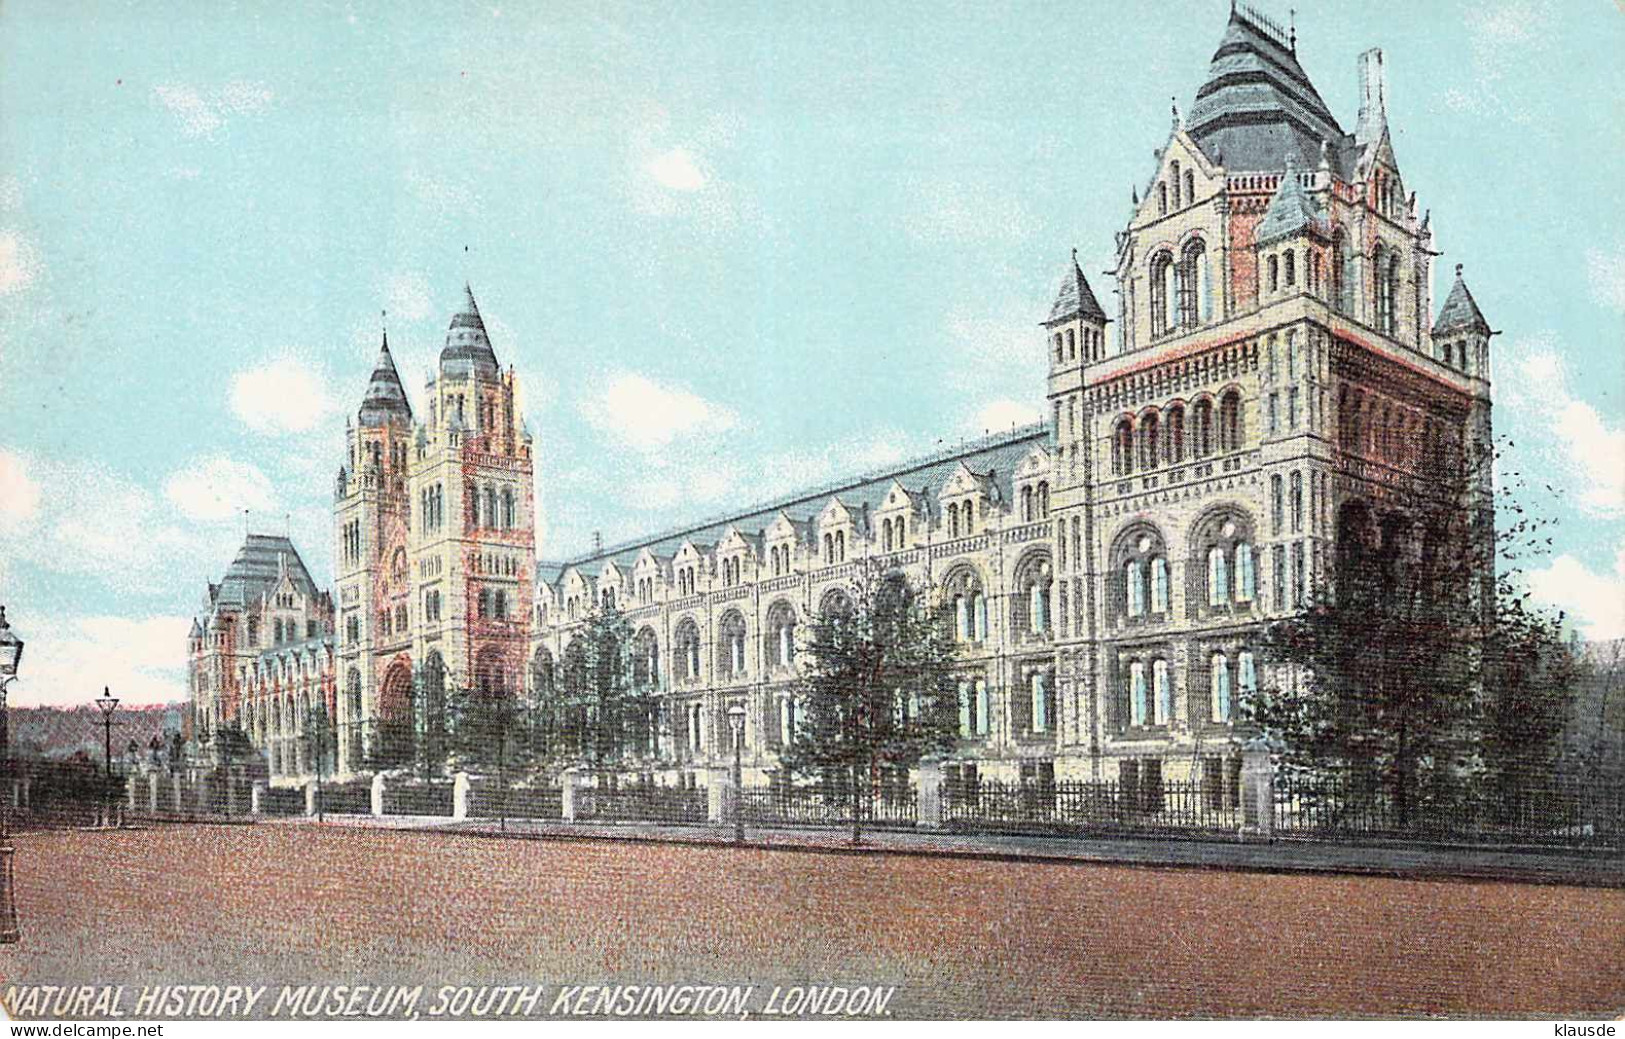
[
  {"xmin": 303, "ymin": 701, "xmax": 337, "ymax": 822},
  {"xmin": 778, "ymin": 565, "xmax": 961, "ymax": 844},
  {"xmin": 1245, "ymin": 438, "xmax": 1578, "ymax": 825},
  {"xmin": 447, "ymin": 684, "xmax": 535, "ymax": 831},
  {"xmin": 212, "ymin": 724, "xmax": 255, "ymax": 817},
  {"xmin": 546, "ymin": 603, "xmax": 656, "ymax": 772}
]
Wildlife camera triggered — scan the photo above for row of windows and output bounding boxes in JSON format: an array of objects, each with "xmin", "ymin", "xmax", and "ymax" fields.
[
  {"xmin": 419, "ymin": 484, "xmax": 446, "ymax": 533},
  {"xmin": 340, "ymin": 520, "xmax": 363, "ymax": 566},
  {"xmin": 1123, "ymin": 650, "xmax": 1255, "ymax": 727},
  {"xmin": 1052, "ymin": 325, "xmax": 1107, "ymax": 365},
  {"xmin": 1148, "ymin": 239, "xmax": 1210, "ymax": 338},
  {"xmin": 470, "ymin": 482, "xmax": 518, "ymax": 531},
  {"xmin": 1111, "ymin": 392, "xmax": 1243, "ymax": 476},
  {"xmin": 1155, "ymin": 161, "xmax": 1197, "ymax": 217},
  {"xmin": 1337, "ymin": 386, "xmax": 1460, "ymax": 472}
]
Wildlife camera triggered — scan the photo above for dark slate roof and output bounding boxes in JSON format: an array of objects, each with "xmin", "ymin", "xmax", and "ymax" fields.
[
  {"xmin": 1046, "ymin": 253, "xmax": 1109, "ymax": 325},
  {"xmin": 1187, "ymin": 7, "xmax": 1356, "ymax": 177},
  {"xmin": 439, "ymin": 284, "xmax": 501, "ymax": 379},
  {"xmin": 1432, "ymin": 265, "xmax": 1492, "ymax": 336},
  {"xmin": 213, "ymin": 534, "xmax": 322, "ymax": 609},
  {"xmin": 559, "ymin": 425, "xmax": 1049, "ymax": 578},
  {"xmin": 358, "ymin": 331, "xmax": 413, "ymax": 426},
  {"xmin": 1254, "ymin": 160, "xmax": 1327, "ymax": 246}
]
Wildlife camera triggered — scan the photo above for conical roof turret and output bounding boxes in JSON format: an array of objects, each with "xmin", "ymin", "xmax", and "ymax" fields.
[
  {"xmin": 358, "ymin": 329, "xmax": 413, "ymax": 427},
  {"xmin": 1432, "ymin": 264, "xmax": 1492, "ymax": 337},
  {"xmin": 439, "ymin": 283, "xmax": 501, "ymax": 378},
  {"xmin": 1046, "ymin": 250, "xmax": 1109, "ymax": 325}
]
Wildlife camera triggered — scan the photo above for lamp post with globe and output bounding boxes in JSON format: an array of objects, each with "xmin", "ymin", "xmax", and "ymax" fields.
[
  {"xmin": 727, "ymin": 702, "xmax": 746, "ymax": 844},
  {"xmin": 95, "ymin": 687, "xmax": 120, "ymax": 828},
  {"xmin": 0, "ymin": 606, "xmax": 26, "ymax": 943}
]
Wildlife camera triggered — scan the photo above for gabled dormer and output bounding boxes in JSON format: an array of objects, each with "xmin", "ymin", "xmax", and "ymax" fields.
[
  {"xmin": 816, "ymin": 497, "xmax": 857, "ymax": 566},
  {"xmin": 631, "ymin": 548, "xmax": 666, "ymax": 605},
  {"xmin": 560, "ymin": 567, "xmax": 592, "ymax": 622},
  {"xmin": 875, "ymin": 479, "xmax": 924, "ymax": 553},
  {"xmin": 1134, "ymin": 112, "xmax": 1223, "ymax": 229},
  {"xmin": 672, "ymin": 540, "xmax": 711, "ymax": 597},
  {"xmin": 938, "ymin": 461, "xmax": 994, "ymax": 539},
  {"xmin": 1014, "ymin": 445, "xmax": 1054, "ymax": 524},
  {"xmin": 764, "ymin": 511, "xmax": 805, "ymax": 577},
  {"xmin": 717, "ymin": 526, "xmax": 760, "ymax": 589},
  {"xmin": 597, "ymin": 560, "xmax": 627, "ymax": 610}
]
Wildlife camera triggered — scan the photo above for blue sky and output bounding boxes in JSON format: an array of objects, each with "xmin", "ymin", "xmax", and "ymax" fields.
[{"xmin": 1, "ymin": 0, "xmax": 1622, "ymax": 706}]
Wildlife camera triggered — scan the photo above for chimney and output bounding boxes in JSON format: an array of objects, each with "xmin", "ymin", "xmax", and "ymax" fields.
[{"xmin": 1356, "ymin": 48, "xmax": 1387, "ymax": 146}]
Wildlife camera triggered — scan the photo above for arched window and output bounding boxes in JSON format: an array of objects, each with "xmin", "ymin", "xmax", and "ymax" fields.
[
  {"xmin": 1149, "ymin": 251, "xmax": 1175, "ymax": 337},
  {"xmin": 1179, "ymin": 239, "xmax": 1207, "ymax": 328},
  {"xmin": 1219, "ymin": 390, "xmax": 1242, "ymax": 452},
  {"xmin": 1193, "ymin": 398, "xmax": 1214, "ymax": 458},
  {"xmin": 1157, "ymin": 182, "xmax": 1167, "ymax": 215},
  {"xmin": 1139, "ymin": 412, "xmax": 1159, "ymax": 469},
  {"xmin": 823, "ymin": 533, "xmax": 834, "ymax": 563},
  {"xmin": 1271, "ymin": 474, "xmax": 1284, "ymax": 534},
  {"xmin": 1114, "ymin": 418, "xmax": 1135, "ymax": 475},
  {"xmin": 1021, "ymin": 486, "xmax": 1033, "ymax": 522},
  {"xmin": 767, "ymin": 602, "xmax": 797, "ymax": 668},
  {"xmin": 674, "ymin": 618, "xmax": 702, "ymax": 683},
  {"xmin": 1053, "ymin": 332, "xmax": 1064, "ymax": 363},
  {"xmin": 1238, "ymin": 650, "xmax": 1257, "ymax": 706},
  {"xmin": 1331, "ymin": 229, "xmax": 1350, "ymax": 313},
  {"xmin": 1037, "ymin": 481, "xmax": 1050, "ymax": 518},
  {"xmin": 1152, "ymin": 658, "xmax": 1171, "ymax": 726},
  {"xmin": 718, "ymin": 612, "xmax": 748, "ymax": 679},
  {"xmin": 1267, "ymin": 254, "xmax": 1279, "ymax": 294},
  {"xmin": 1151, "ymin": 557, "xmax": 1169, "ymax": 614},
  {"xmin": 948, "ymin": 502, "xmax": 960, "ymax": 538},
  {"xmin": 1235, "ymin": 542, "xmax": 1256, "ymax": 602},
  {"xmin": 1126, "ymin": 559, "xmax": 1145, "ymax": 616},
  {"xmin": 1170, "ymin": 161, "xmax": 1181, "ymax": 207},
  {"xmin": 1065, "ymin": 328, "xmax": 1076, "ymax": 359},
  {"xmin": 1184, "ymin": 169, "xmax": 1195, "ymax": 208},
  {"xmin": 1015, "ymin": 554, "xmax": 1053, "ymax": 637},
  {"xmin": 1207, "ymin": 546, "xmax": 1229, "ymax": 605},
  {"xmin": 1284, "ymin": 249, "xmax": 1296, "ymax": 287},
  {"xmin": 1165, "ymin": 405, "xmax": 1185, "ymax": 464},
  {"xmin": 1210, "ymin": 652, "xmax": 1232, "ymax": 723},
  {"xmin": 1129, "ymin": 660, "xmax": 1148, "ymax": 727},
  {"xmin": 1029, "ymin": 670, "xmax": 1050, "ymax": 733},
  {"xmin": 1113, "ymin": 527, "xmax": 1167, "ymax": 623}
]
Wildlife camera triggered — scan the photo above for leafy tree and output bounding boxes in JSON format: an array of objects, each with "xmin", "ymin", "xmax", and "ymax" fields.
[
  {"xmin": 304, "ymin": 701, "xmax": 337, "ymax": 821},
  {"xmin": 447, "ymin": 684, "xmax": 535, "ymax": 831},
  {"xmin": 212, "ymin": 724, "xmax": 255, "ymax": 816},
  {"xmin": 367, "ymin": 662, "xmax": 451, "ymax": 781},
  {"xmin": 779, "ymin": 565, "xmax": 961, "ymax": 843},
  {"xmin": 1245, "ymin": 436, "xmax": 1579, "ymax": 825},
  {"xmin": 545, "ymin": 604, "xmax": 656, "ymax": 771}
]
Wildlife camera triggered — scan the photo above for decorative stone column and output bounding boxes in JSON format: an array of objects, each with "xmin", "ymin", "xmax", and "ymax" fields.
[
  {"xmin": 707, "ymin": 766, "xmax": 731, "ymax": 825},
  {"xmin": 305, "ymin": 779, "xmax": 318, "ymax": 817},
  {"xmin": 560, "ymin": 768, "xmax": 581, "ymax": 822},
  {"xmin": 1240, "ymin": 736, "xmax": 1274, "ymax": 840},
  {"xmin": 171, "ymin": 774, "xmax": 184, "ymax": 813},
  {"xmin": 251, "ymin": 781, "xmax": 266, "ymax": 816},
  {"xmin": 127, "ymin": 776, "xmax": 139, "ymax": 810},
  {"xmin": 452, "ymin": 771, "xmax": 470, "ymax": 822},
  {"xmin": 147, "ymin": 773, "xmax": 159, "ymax": 814},
  {"xmin": 917, "ymin": 759, "xmax": 944, "ymax": 829},
  {"xmin": 370, "ymin": 773, "xmax": 386, "ymax": 818}
]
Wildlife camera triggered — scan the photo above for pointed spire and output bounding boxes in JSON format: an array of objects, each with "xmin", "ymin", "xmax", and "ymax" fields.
[
  {"xmin": 440, "ymin": 280, "xmax": 499, "ymax": 377},
  {"xmin": 1256, "ymin": 153, "xmax": 1327, "ymax": 246},
  {"xmin": 1047, "ymin": 250, "xmax": 1108, "ymax": 325},
  {"xmin": 358, "ymin": 319, "xmax": 413, "ymax": 426},
  {"xmin": 1432, "ymin": 263, "xmax": 1493, "ymax": 337}
]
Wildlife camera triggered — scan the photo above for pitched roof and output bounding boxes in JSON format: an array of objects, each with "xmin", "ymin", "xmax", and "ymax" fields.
[
  {"xmin": 1254, "ymin": 159, "xmax": 1327, "ymax": 246},
  {"xmin": 1046, "ymin": 252, "xmax": 1109, "ymax": 325},
  {"xmin": 212, "ymin": 534, "xmax": 322, "ymax": 609},
  {"xmin": 564, "ymin": 425, "xmax": 1047, "ymax": 577},
  {"xmin": 439, "ymin": 283, "xmax": 501, "ymax": 378},
  {"xmin": 1432, "ymin": 265, "xmax": 1492, "ymax": 336},
  {"xmin": 358, "ymin": 331, "xmax": 413, "ymax": 426},
  {"xmin": 1187, "ymin": 6, "xmax": 1356, "ymax": 177}
]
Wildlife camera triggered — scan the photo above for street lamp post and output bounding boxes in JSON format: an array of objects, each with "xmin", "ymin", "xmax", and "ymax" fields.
[
  {"xmin": 95, "ymin": 687, "xmax": 120, "ymax": 829},
  {"xmin": 0, "ymin": 606, "xmax": 26, "ymax": 943},
  {"xmin": 726, "ymin": 702, "xmax": 746, "ymax": 844}
]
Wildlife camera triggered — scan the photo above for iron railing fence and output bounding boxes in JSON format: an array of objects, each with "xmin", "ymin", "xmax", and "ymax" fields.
[
  {"xmin": 737, "ymin": 785, "xmax": 919, "ymax": 830},
  {"xmin": 576, "ymin": 783, "xmax": 708, "ymax": 825},
  {"xmin": 382, "ymin": 781, "xmax": 455, "ymax": 817},
  {"xmin": 316, "ymin": 780, "xmax": 373, "ymax": 816},
  {"xmin": 468, "ymin": 783, "xmax": 564, "ymax": 820},
  {"xmin": 1273, "ymin": 772, "xmax": 1625, "ymax": 849},
  {"xmin": 942, "ymin": 778, "xmax": 1244, "ymax": 836}
]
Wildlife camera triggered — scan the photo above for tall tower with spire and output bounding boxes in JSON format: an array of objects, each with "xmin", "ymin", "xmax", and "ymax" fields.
[{"xmin": 333, "ymin": 286, "xmax": 536, "ymax": 775}]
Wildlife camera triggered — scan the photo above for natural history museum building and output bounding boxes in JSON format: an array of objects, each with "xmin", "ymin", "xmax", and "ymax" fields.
[{"xmin": 188, "ymin": 6, "xmax": 1497, "ymax": 796}]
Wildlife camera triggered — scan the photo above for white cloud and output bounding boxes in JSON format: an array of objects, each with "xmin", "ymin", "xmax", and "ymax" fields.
[
  {"xmin": 580, "ymin": 372, "xmax": 737, "ymax": 451},
  {"xmin": 971, "ymin": 398, "xmax": 1042, "ymax": 435},
  {"xmin": 1502, "ymin": 338, "xmax": 1625, "ymax": 518},
  {"xmin": 647, "ymin": 148, "xmax": 707, "ymax": 192},
  {"xmin": 942, "ymin": 300, "xmax": 1046, "ymax": 393},
  {"xmin": 153, "ymin": 80, "xmax": 274, "ymax": 138},
  {"xmin": 0, "ymin": 230, "xmax": 42, "ymax": 295},
  {"xmin": 1443, "ymin": 1, "xmax": 1555, "ymax": 122},
  {"xmin": 230, "ymin": 354, "xmax": 341, "ymax": 435},
  {"xmin": 163, "ymin": 456, "xmax": 277, "ymax": 524},
  {"xmin": 7, "ymin": 613, "xmax": 192, "ymax": 707},
  {"xmin": 1586, "ymin": 246, "xmax": 1625, "ymax": 312},
  {"xmin": 1525, "ymin": 543, "xmax": 1625, "ymax": 642},
  {"xmin": 0, "ymin": 446, "xmax": 40, "ymax": 535}
]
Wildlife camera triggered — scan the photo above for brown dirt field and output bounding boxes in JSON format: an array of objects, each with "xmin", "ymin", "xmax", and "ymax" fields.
[{"xmin": 2, "ymin": 824, "xmax": 1622, "ymax": 1018}]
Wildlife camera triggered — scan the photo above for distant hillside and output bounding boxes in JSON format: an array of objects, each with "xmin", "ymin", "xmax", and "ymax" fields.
[{"xmin": 9, "ymin": 703, "xmax": 186, "ymax": 763}]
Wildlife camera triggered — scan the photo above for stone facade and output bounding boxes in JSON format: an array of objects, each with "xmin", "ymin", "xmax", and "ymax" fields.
[{"xmin": 190, "ymin": 7, "xmax": 1495, "ymax": 793}]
